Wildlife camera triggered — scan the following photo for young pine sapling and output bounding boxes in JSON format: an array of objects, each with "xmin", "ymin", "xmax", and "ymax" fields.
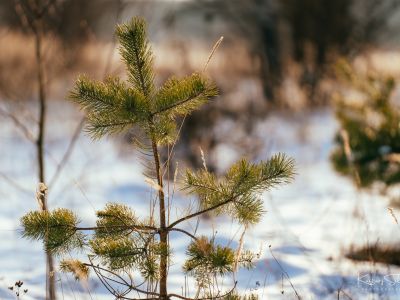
[{"xmin": 21, "ymin": 17, "xmax": 295, "ymax": 300}]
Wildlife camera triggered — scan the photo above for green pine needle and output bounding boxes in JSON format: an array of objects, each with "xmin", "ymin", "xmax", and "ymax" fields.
[
  {"xmin": 95, "ymin": 203, "xmax": 138, "ymax": 238},
  {"xmin": 184, "ymin": 153, "xmax": 295, "ymax": 225},
  {"xmin": 184, "ymin": 237, "xmax": 235, "ymax": 276},
  {"xmin": 116, "ymin": 17, "xmax": 155, "ymax": 96},
  {"xmin": 154, "ymin": 73, "xmax": 218, "ymax": 118},
  {"xmin": 70, "ymin": 75, "xmax": 148, "ymax": 139},
  {"xmin": 70, "ymin": 17, "xmax": 217, "ymax": 145},
  {"xmin": 90, "ymin": 236, "xmax": 145, "ymax": 271},
  {"xmin": 21, "ymin": 209, "xmax": 84, "ymax": 254}
]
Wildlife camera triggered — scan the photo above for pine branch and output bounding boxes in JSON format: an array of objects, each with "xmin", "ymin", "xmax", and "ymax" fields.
[
  {"xmin": 95, "ymin": 203, "xmax": 141, "ymax": 238},
  {"xmin": 183, "ymin": 236, "xmax": 235, "ymax": 277},
  {"xmin": 176, "ymin": 153, "xmax": 295, "ymax": 226},
  {"xmin": 70, "ymin": 76, "xmax": 148, "ymax": 139},
  {"xmin": 152, "ymin": 73, "xmax": 218, "ymax": 117},
  {"xmin": 168, "ymin": 193, "xmax": 237, "ymax": 229},
  {"xmin": 90, "ymin": 236, "xmax": 146, "ymax": 270},
  {"xmin": 71, "ymin": 76, "xmax": 126, "ymax": 113},
  {"xmin": 168, "ymin": 227, "xmax": 198, "ymax": 241},
  {"xmin": 21, "ymin": 209, "xmax": 85, "ymax": 254},
  {"xmin": 75, "ymin": 225, "xmax": 158, "ymax": 232},
  {"xmin": 116, "ymin": 17, "xmax": 155, "ymax": 96},
  {"xmin": 84, "ymin": 118, "xmax": 135, "ymax": 139}
]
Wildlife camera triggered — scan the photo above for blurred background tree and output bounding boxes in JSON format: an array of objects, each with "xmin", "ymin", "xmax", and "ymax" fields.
[
  {"xmin": 182, "ymin": 0, "xmax": 400, "ymax": 104},
  {"xmin": 0, "ymin": 0, "xmax": 119, "ymax": 41},
  {"xmin": 331, "ymin": 60, "xmax": 400, "ymax": 267},
  {"xmin": 1, "ymin": 0, "xmax": 400, "ymax": 171},
  {"xmin": 163, "ymin": 0, "xmax": 400, "ymax": 170},
  {"xmin": 331, "ymin": 60, "xmax": 400, "ymax": 190}
]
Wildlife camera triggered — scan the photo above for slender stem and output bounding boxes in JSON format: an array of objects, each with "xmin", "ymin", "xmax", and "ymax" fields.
[
  {"xmin": 35, "ymin": 21, "xmax": 46, "ymax": 186},
  {"xmin": 33, "ymin": 15, "xmax": 57, "ymax": 300},
  {"xmin": 48, "ymin": 117, "xmax": 84, "ymax": 188},
  {"xmin": 75, "ymin": 225, "xmax": 157, "ymax": 232},
  {"xmin": 151, "ymin": 139, "xmax": 168, "ymax": 299},
  {"xmin": 168, "ymin": 194, "xmax": 238, "ymax": 229},
  {"xmin": 168, "ymin": 228, "xmax": 198, "ymax": 241}
]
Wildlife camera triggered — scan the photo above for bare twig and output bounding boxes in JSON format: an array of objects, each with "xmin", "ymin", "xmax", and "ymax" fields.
[
  {"xmin": 0, "ymin": 106, "xmax": 35, "ymax": 141},
  {"xmin": 85, "ymin": 260, "xmax": 161, "ymax": 299},
  {"xmin": 48, "ymin": 117, "xmax": 85, "ymax": 188},
  {"xmin": 168, "ymin": 280, "xmax": 237, "ymax": 300},
  {"xmin": 0, "ymin": 172, "xmax": 32, "ymax": 196},
  {"xmin": 268, "ymin": 245, "xmax": 301, "ymax": 300},
  {"xmin": 168, "ymin": 227, "xmax": 198, "ymax": 241},
  {"xmin": 75, "ymin": 224, "xmax": 158, "ymax": 232},
  {"xmin": 168, "ymin": 193, "xmax": 237, "ymax": 229}
]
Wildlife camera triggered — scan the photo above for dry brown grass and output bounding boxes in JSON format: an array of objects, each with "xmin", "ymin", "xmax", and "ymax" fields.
[
  {"xmin": 1, "ymin": 30, "xmax": 269, "ymax": 120},
  {"xmin": 0, "ymin": 28, "xmax": 116, "ymax": 101},
  {"xmin": 0, "ymin": 29, "xmax": 39, "ymax": 100},
  {"xmin": 4, "ymin": 24, "xmax": 400, "ymax": 111},
  {"xmin": 347, "ymin": 244, "xmax": 400, "ymax": 266}
]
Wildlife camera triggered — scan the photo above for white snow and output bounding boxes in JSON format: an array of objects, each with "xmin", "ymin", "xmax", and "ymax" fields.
[{"xmin": 1, "ymin": 101, "xmax": 399, "ymax": 299}]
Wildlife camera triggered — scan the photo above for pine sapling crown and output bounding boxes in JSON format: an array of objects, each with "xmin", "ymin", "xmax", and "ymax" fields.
[{"xmin": 21, "ymin": 17, "xmax": 295, "ymax": 300}]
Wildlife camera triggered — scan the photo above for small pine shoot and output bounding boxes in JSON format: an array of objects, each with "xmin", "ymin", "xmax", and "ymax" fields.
[{"xmin": 21, "ymin": 17, "xmax": 295, "ymax": 299}]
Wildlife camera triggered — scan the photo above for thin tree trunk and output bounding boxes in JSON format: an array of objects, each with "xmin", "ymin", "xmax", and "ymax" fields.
[
  {"xmin": 35, "ymin": 27, "xmax": 46, "ymax": 185},
  {"xmin": 151, "ymin": 140, "xmax": 168, "ymax": 299},
  {"xmin": 34, "ymin": 22, "xmax": 56, "ymax": 300}
]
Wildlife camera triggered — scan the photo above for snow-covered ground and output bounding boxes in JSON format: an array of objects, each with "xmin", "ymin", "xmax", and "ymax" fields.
[{"xmin": 1, "ymin": 100, "xmax": 400, "ymax": 299}]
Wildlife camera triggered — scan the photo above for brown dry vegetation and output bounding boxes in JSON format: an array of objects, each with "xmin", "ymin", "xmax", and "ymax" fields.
[
  {"xmin": 347, "ymin": 244, "xmax": 400, "ymax": 266},
  {"xmin": 0, "ymin": 28, "xmax": 267, "ymax": 110},
  {"xmin": 7, "ymin": 26, "xmax": 400, "ymax": 111},
  {"xmin": 0, "ymin": 29, "xmax": 114, "ymax": 101}
]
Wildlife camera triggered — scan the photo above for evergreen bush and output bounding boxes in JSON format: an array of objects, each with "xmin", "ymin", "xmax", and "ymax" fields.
[{"xmin": 332, "ymin": 60, "xmax": 400, "ymax": 189}]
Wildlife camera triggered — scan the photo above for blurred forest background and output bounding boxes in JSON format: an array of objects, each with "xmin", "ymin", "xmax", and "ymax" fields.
[
  {"xmin": 2, "ymin": 0, "xmax": 400, "ymax": 169},
  {"xmin": 3, "ymin": 0, "xmax": 400, "ymax": 299}
]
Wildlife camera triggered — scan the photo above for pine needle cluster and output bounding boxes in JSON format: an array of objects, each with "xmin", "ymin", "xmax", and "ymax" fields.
[
  {"xmin": 183, "ymin": 236, "xmax": 256, "ymax": 288},
  {"xmin": 21, "ymin": 209, "xmax": 84, "ymax": 254},
  {"xmin": 184, "ymin": 154, "xmax": 294, "ymax": 225},
  {"xmin": 21, "ymin": 17, "xmax": 295, "ymax": 299}
]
